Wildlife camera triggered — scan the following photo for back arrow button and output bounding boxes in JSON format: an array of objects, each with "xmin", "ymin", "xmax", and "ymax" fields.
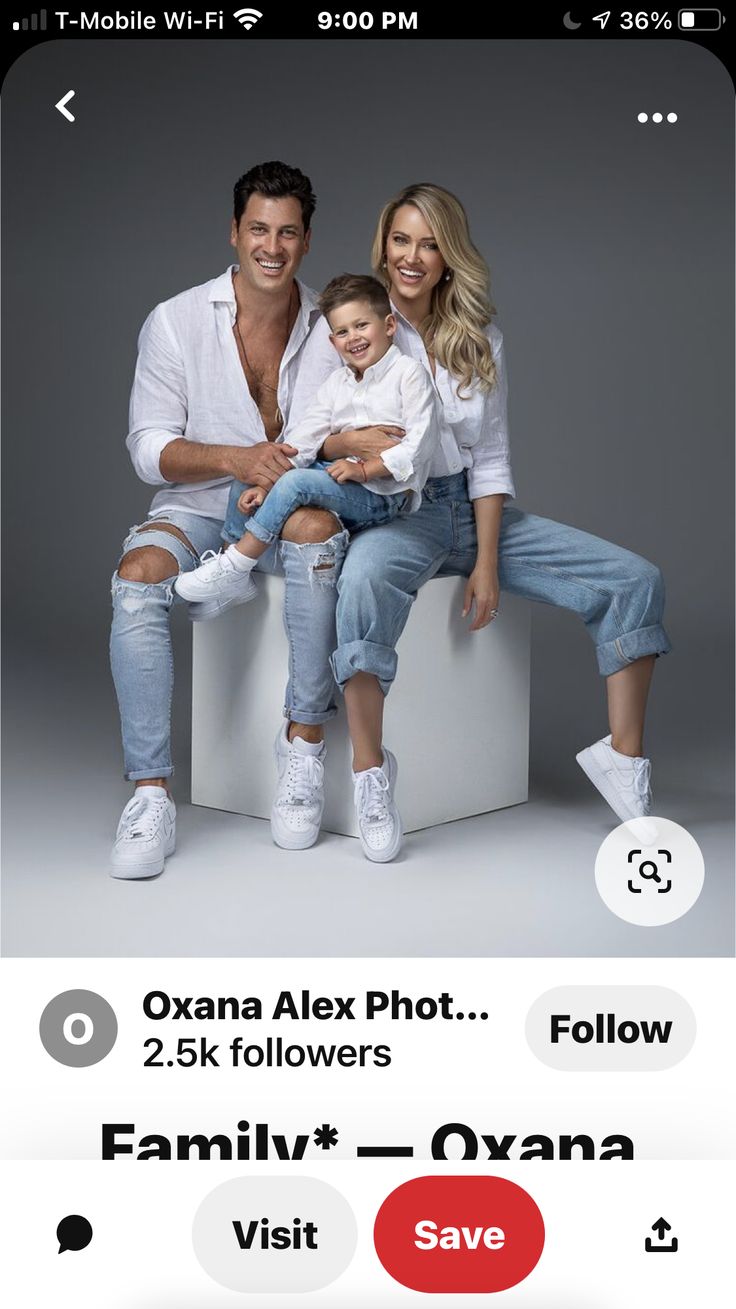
[{"xmin": 55, "ymin": 90, "xmax": 76, "ymax": 122}]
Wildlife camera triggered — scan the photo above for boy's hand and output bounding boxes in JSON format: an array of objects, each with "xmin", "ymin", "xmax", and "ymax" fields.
[
  {"xmin": 462, "ymin": 561, "xmax": 500, "ymax": 631},
  {"xmin": 328, "ymin": 459, "xmax": 366, "ymax": 484},
  {"xmin": 237, "ymin": 486, "xmax": 266, "ymax": 513}
]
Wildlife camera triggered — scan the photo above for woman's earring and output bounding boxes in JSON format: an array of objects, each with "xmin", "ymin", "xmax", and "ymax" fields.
[{"xmin": 444, "ymin": 270, "xmax": 452, "ymax": 281}]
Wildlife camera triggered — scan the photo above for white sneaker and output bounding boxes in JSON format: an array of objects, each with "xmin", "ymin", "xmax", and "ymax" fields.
[
  {"xmin": 271, "ymin": 723, "xmax": 325, "ymax": 850},
  {"xmin": 174, "ymin": 549, "xmax": 257, "ymax": 620},
  {"xmin": 110, "ymin": 786, "xmax": 176, "ymax": 879},
  {"xmin": 353, "ymin": 749, "xmax": 402, "ymax": 863},
  {"xmin": 576, "ymin": 735, "xmax": 653, "ymax": 824}
]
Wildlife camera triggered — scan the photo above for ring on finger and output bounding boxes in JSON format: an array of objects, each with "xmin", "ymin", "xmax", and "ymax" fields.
[{"xmin": 489, "ymin": 608, "xmax": 500, "ymax": 618}]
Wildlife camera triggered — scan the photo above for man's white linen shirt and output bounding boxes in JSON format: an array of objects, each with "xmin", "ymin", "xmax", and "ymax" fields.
[
  {"xmin": 126, "ymin": 266, "xmax": 339, "ymax": 521},
  {"xmin": 286, "ymin": 344, "xmax": 440, "ymax": 510},
  {"xmin": 289, "ymin": 310, "xmax": 515, "ymax": 501}
]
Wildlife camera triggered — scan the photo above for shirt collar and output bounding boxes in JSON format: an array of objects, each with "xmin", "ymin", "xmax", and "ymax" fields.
[
  {"xmin": 389, "ymin": 300, "xmax": 421, "ymax": 335},
  {"xmin": 209, "ymin": 266, "xmax": 321, "ymax": 328},
  {"xmin": 344, "ymin": 341, "xmax": 401, "ymax": 384}
]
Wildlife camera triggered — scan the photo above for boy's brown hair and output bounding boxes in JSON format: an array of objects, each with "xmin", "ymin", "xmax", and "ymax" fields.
[{"xmin": 319, "ymin": 273, "xmax": 392, "ymax": 324}]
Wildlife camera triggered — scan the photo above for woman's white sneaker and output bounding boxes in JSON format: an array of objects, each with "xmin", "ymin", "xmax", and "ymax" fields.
[
  {"xmin": 353, "ymin": 749, "xmax": 403, "ymax": 862},
  {"xmin": 576, "ymin": 735, "xmax": 653, "ymax": 824},
  {"xmin": 174, "ymin": 548, "xmax": 257, "ymax": 619},
  {"xmin": 271, "ymin": 723, "xmax": 326, "ymax": 850},
  {"xmin": 110, "ymin": 787, "xmax": 176, "ymax": 879}
]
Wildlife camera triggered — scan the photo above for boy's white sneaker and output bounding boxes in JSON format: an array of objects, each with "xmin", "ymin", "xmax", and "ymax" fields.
[
  {"xmin": 576, "ymin": 734, "xmax": 653, "ymax": 824},
  {"xmin": 353, "ymin": 749, "xmax": 402, "ymax": 863},
  {"xmin": 110, "ymin": 786, "xmax": 176, "ymax": 879},
  {"xmin": 271, "ymin": 723, "xmax": 326, "ymax": 850},
  {"xmin": 174, "ymin": 548, "xmax": 257, "ymax": 620}
]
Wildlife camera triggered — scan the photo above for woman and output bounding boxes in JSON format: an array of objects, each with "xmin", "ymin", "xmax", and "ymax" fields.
[{"xmin": 323, "ymin": 184, "xmax": 671, "ymax": 860}]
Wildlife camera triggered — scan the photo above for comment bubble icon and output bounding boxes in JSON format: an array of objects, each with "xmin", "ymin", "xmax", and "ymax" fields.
[{"xmin": 57, "ymin": 1214, "xmax": 93, "ymax": 1253}]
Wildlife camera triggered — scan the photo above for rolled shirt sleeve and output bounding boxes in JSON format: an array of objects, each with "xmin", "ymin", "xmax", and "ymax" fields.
[
  {"xmin": 379, "ymin": 362, "xmax": 440, "ymax": 485},
  {"xmin": 465, "ymin": 333, "xmax": 516, "ymax": 501},
  {"xmin": 126, "ymin": 307, "xmax": 187, "ymax": 486}
]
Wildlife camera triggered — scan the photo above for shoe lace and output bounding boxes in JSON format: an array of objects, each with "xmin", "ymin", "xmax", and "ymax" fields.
[
  {"xmin": 354, "ymin": 768, "xmax": 390, "ymax": 824},
  {"xmin": 121, "ymin": 794, "xmax": 167, "ymax": 841},
  {"xmin": 279, "ymin": 752, "xmax": 324, "ymax": 807},
  {"xmin": 195, "ymin": 548, "xmax": 230, "ymax": 577},
  {"xmin": 632, "ymin": 757, "xmax": 652, "ymax": 802}
]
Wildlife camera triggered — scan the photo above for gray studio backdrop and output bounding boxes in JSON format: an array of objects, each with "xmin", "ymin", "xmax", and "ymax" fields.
[{"xmin": 2, "ymin": 39, "xmax": 733, "ymax": 955}]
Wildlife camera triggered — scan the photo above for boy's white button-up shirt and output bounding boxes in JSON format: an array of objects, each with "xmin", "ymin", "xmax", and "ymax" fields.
[
  {"xmin": 289, "ymin": 311, "xmax": 516, "ymax": 501},
  {"xmin": 286, "ymin": 344, "xmax": 440, "ymax": 510},
  {"xmin": 126, "ymin": 266, "xmax": 338, "ymax": 521}
]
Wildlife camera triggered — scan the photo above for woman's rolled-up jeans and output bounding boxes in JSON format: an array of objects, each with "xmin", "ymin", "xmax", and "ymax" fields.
[
  {"xmin": 332, "ymin": 471, "xmax": 672, "ymax": 694},
  {"xmin": 221, "ymin": 460, "xmax": 409, "ymax": 545}
]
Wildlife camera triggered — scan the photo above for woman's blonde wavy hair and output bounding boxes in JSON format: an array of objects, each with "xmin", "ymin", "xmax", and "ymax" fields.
[{"xmin": 371, "ymin": 183, "xmax": 497, "ymax": 395}]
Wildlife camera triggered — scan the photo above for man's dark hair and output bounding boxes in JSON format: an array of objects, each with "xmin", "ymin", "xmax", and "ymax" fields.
[
  {"xmin": 233, "ymin": 161, "xmax": 316, "ymax": 231},
  {"xmin": 319, "ymin": 274, "xmax": 392, "ymax": 323}
]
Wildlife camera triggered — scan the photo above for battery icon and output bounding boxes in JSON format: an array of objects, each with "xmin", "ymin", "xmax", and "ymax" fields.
[{"xmin": 678, "ymin": 8, "xmax": 722, "ymax": 28}]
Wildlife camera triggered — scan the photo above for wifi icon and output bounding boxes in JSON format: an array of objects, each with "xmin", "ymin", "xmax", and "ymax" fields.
[{"xmin": 233, "ymin": 7, "xmax": 263, "ymax": 28}]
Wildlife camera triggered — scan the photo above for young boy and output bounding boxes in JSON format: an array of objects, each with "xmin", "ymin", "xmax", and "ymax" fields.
[
  {"xmin": 175, "ymin": 273, "xmax": 440, "ymax": 861},
  {"xmin": 177, "ymin": 273, "xmax": 438, "ymax": 611}
]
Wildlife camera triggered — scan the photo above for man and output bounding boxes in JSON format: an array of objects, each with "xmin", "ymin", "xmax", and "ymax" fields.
[{"xmin": 110, "ymin": 161, "xmax": 343, "ymax": 878}]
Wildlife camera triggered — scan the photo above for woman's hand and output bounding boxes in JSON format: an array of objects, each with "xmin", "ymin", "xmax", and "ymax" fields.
[
  {"xmin": 323, "ymin": 426, "xmax": 404, "ymax": 461},
  {"xmin": 462, "ymin": 560, "xmax": 500, "ymax": 632},
  {"xmin": 237, "ymin": 486, "xmax": 266, "ymax": 513}
]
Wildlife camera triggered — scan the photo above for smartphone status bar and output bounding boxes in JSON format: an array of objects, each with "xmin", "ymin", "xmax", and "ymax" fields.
[{"xmin": 3, "ymin": 6, "xmax": 731, "ymax": 42}]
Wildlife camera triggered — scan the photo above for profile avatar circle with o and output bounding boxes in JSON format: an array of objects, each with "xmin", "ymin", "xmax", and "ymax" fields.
[{"xmin": 39, "ymin": 990, "xmax": 118, "ymax": 1067}]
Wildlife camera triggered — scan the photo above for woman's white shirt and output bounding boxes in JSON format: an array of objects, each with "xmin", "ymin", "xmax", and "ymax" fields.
[
  {"xmin": 288, "ymin": 309, "xmax": 515, "ymax": 501},
  {"xmin": 391, "ymin": 307, "xmax": 515, "ymax": 500}
]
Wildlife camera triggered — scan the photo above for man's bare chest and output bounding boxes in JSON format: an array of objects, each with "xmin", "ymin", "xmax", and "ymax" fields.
[{"xmin": 233, "ymin": 322, "xmax": 286, "ymax": 441}]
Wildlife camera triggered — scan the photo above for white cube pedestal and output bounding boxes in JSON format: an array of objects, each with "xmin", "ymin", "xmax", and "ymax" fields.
[{"xmin": 191, "ymin": 574, "xmax": 530, "ymax": 835}]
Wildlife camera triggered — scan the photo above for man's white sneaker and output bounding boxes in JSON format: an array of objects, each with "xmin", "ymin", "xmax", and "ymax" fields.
[
  {"xmin": 174, "ymin": 548, "xmax": 257, "ymax": 620},
  {"xmin": 576, "ymin": 735, "xmax": 653, "ymax": 824},
  {"xmin": 353, "ymin": 749, "xmax": 402, "ymax": 863},
  {"xmin": 110, "ymin": 786, "xmax": 176, "ymax": 879},
  {"xmin": 271, "ymin": 723, "xmax": 325, "ymax": 850}
]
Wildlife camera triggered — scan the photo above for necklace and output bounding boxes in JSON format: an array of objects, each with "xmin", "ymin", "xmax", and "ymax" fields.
[{"xmin": 233, "ymin": 282, "xmax": 298, "ymax": 394}]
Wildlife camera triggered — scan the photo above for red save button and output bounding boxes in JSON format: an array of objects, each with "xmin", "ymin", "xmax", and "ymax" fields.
[{"xmin": 374, "ymin": 1175, "xmax": 544, "ymax": 1293}]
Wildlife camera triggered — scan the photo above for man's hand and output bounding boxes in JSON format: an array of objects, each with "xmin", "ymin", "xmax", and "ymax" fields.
[
  {"xmin": 158, "ymin": 438, "xmax": 298, "ymax": 488},
  {"xmin": 462, "ymin": 560, "xmax": 500, "ymax": 632},
  {"xmin": 327, "ymin": 458, "xmax": 366, "ymax": 484},
  {"xmin": 227, "ymin": 442, "xmax": 298, "ymax": 490},
  {"xmin": 237, "ymin": 486, "xmax": 266, "ymax": 513}
]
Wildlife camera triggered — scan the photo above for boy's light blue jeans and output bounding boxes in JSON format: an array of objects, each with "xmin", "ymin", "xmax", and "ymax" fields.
[
  {"xmin": 110, "ymin": 509, "xmax": 348, "ymax": 781},
  {"xmin": 221, "ymin": 461, "xmax": 408, "ymax": 546},
  {"xmin": 332, "ymin": 473, "xmax": 671, "ymax": 694}
]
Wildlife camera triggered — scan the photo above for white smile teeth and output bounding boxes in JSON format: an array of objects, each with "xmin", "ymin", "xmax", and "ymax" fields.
[
  {"xmin": 399, "ymin": 268, "xmax": 423, "ymax": 279},
  {"xmin": 258, "ymin": 260, "xmax": 285, "ymax": 270}
]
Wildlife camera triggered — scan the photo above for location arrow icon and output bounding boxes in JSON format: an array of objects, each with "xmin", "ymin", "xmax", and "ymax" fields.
[{"xmin": 55, "ymin": 90, "xmax": 76, "ymax": 122}]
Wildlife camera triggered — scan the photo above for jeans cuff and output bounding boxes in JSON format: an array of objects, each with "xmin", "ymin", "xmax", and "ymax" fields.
[
  {"xmin": 246, "ymin": 519, "xmax": 277, "ymax": 545},
  {"xmin": 126, "ymin": 765, "xmax": 174, "ymax": 782},
  {"xmin": 283, "ymin": 705, "xmax": 338, "ymax": 726},
  {"xmin": 596, "ymin": 623, "xmax": 672, "ymax": 676},
  {"xmin": 331, "ymin": 640, "xmax": 397, "ymax": 695}
]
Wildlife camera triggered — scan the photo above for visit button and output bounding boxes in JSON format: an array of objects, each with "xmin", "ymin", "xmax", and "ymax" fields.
[{"xmin": 374, "ymin": 1175, "xmax": 544, "ymax": 1293}]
